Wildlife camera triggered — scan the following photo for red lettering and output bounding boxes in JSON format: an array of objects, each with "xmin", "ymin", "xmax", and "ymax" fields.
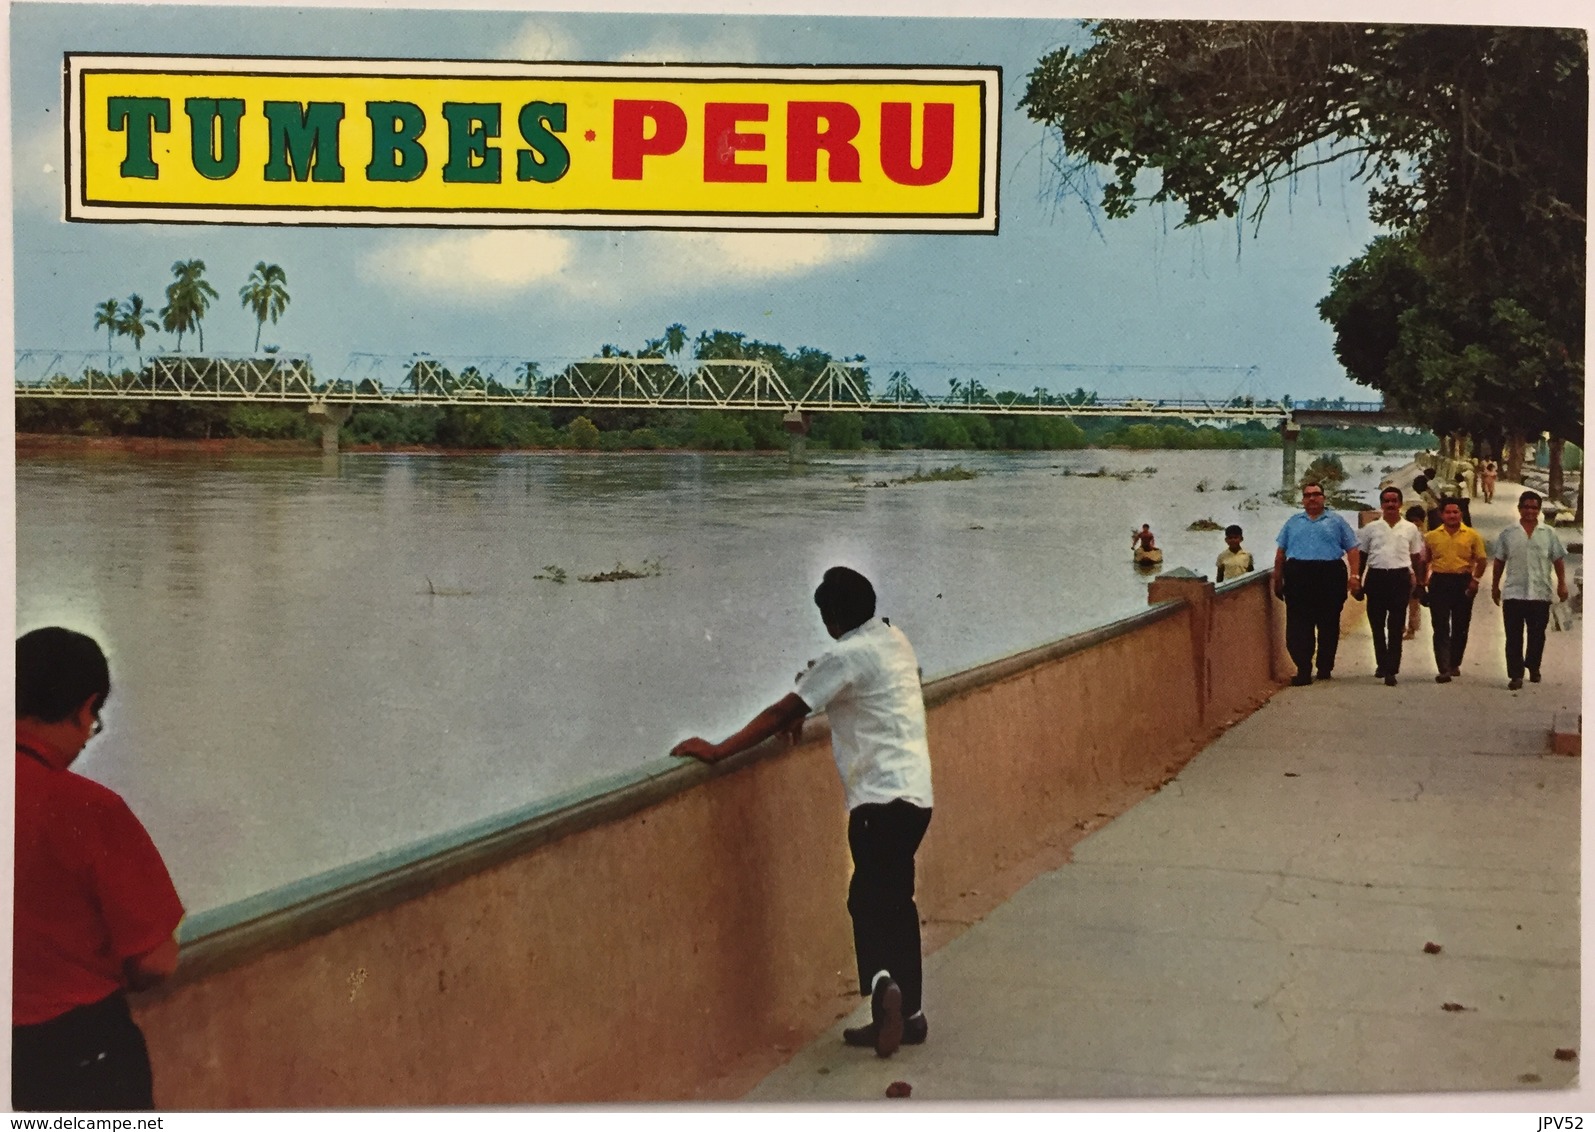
[
  {"xmin": 612, "ymin": 100, "xmax": 688, "ymax": 180},
  {"xmin": 703, "ymin": 102, "xmax": 768, "ymax": 183},
  {"xmin": 879, "ymin": 102, "xmax": 954, "ymax": 187},
  {"xmin": 786, "ymin": 102, "xmax": 861, "ymax": 183}
]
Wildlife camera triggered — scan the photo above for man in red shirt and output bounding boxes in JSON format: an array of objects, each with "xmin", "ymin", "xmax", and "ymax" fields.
[{"xmin": 14, "ymin": 628, "xmax": 184, "ymax": 1111}]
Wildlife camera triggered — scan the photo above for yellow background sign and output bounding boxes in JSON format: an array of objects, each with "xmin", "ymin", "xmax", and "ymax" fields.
[{"xmin": 68, "ymin": 56, "xmax": 1000, "ymax": 231}]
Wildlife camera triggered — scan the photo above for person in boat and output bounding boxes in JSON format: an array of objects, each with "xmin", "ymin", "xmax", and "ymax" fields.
[
  {"xmin": 671, "ymin": 566, "xmax": 933, "ymax": 1059},
  {"xmin": 1131, "ymin": 525, "xmax": 1157, "ymax": 553},
  {"xmin": 13, "ymin": 628, "xmax": 184, "ymax": 1111}
]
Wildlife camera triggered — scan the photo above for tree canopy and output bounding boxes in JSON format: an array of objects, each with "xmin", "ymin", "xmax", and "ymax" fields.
[{"xmin": 1021, "ymin": 21, "xmax": 1587, "ymax": 442}]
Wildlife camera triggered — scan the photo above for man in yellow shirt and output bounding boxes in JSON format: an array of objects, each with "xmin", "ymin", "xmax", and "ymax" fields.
[{"xmin": 1421, "ymin": 499, "xmax": 1489, "ymax": 682}]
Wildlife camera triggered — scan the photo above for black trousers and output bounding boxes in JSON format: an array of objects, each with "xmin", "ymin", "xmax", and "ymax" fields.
[
  {"xmin": 1502, "ymin": 599, "xmax": 1551, "ymax": 679},
  {"xmin": 1283, "ymin": 559, "xmax": 1348, "ymax": 677},
  {"xmin": 1428, "ymin": 573, "xmax": 1476, "ymax": 672},
  {"xmin": 12, "ymin": 992, "xmax": 154, "ymax": 1112},
  {"xmin": 847, "ymin": 800, "xmax": 932, "ymax": 1017},
  {"xmin": 1364, "ymin": 568, "xmax": 1412, "ymax": 675}
]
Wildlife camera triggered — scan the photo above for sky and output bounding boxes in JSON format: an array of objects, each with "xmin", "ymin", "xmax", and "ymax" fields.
[{"xmin": 2, "ymin": 0, "xmax": 1546, "ymax": 405}]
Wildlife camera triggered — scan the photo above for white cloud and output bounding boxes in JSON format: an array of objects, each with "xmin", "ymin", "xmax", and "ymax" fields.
[
  {"xmin": 496, "ymin": 17, "xmax": 763, "ymax": 65},
  {"xmin": 555, "ymin": 230, "xmax": 882, "ymax": 300},
  {"xmin": 360, "ymin": 230, "xmax": 575, "ymax": 292},
  {"xmin": 496, "ymin": 20, "xmax": 577, "ymax": 62},
  {"xmin": 15, "ymin": 125, "xmax": 65, "ymax": 213},
  {"xmin": 616, "ymin": 28, "xmax": 763, "ymax": 64},
  {"xmin": 649, "ymin": 231, "xmax": 880, "ymax": 282},
  {"xmin": 361, "ymin": 228, "xmax": 880, "ymax": 303}
]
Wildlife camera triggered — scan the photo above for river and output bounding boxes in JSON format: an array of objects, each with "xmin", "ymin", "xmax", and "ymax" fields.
[{"xmin": 16, "ymin": 445, "xmax": 1398, "ymax": 913}]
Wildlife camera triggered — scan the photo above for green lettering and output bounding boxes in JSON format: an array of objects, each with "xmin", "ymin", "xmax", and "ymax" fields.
[
  {"xmin": 185, "ymin": 98, "xmax": 245, "ymax": 180},
  {"xmin": 263, "ymin": 101, "xmax": 346, "ymax": 183},
  {"xmin": 441, "ymin": 102, "xmax": 501, "ymax": 184},
  {"xmin": 516, "ymin": 101, "xmax": 570, "ymax": 184},
  {"xmin": 365, "ymin": 101, "xmax": 428, "ymax": 183},
  {"xmin": 106, "ymin": 97, "xmax": 170, "ymax": 179}
]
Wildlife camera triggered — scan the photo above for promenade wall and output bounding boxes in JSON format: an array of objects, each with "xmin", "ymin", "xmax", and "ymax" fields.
[{"xmin": 131, "ymin": 569, "xmax": 1288, "ymax": 1107}]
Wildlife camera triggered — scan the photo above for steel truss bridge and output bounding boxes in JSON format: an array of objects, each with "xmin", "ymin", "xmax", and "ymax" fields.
[{"xmin": 8, "ymin": 350, "xmax": 1350, "ymax": 423}]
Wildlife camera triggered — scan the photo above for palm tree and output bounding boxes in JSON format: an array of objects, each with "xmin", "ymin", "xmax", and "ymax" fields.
[
  {"xmin": 92, "ymin": 298, "xmax": 120, "ymax": 370},
  {"xmin": 664, "ymin": 322, "xmax": 688, "ymax": 359},
  {"xmin": 161, "ymin": 259, "xmax": 219, "ymax": 352},
  {"xmin": 115, "ymin": 294, "xmax": 159, "ymax": 365},
  {"xmin": 239, "ymin": 262, "xmax": 290, "ymax": 352}
]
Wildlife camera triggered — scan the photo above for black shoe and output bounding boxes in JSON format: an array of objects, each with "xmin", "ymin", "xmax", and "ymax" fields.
[
  {"xmin": 1374, "ymin": 667, "xmax": 1387, "ymax": 679},
  {"xmin": 1530, "ymin": 670, "xmax": 1542, "ymax": 683},
  {"xmin": 844, "ymin": 1013, "xmax": 928, "ymax": 1049},
  {"xmin": 1450, "ymin": 667, "xmax": 1462, "ymax": 678},
  {"xmin": 1315, "ymin": 671, "xmax": 1333, "ymax": 680},
  {"xmin": 1436, "ymin": 674, "xmax": 1452, "ymax": 684},
  {"xmin": 1290, "ymin": 674, "xmax": 1313, "ymax": 687},
  {"xmin": 869, "ymin": 978, "xmax": 903, "ymax": 1057},
  {"xmin": 1384, "ymin": 675, "xmax": 1398, "ymax": 687},
  {"xmin": 1508, "ymin": 677, "xmax": 1524, "ymax": 690}
]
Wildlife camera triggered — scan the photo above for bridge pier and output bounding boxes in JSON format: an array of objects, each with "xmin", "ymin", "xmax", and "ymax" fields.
[
  {"xmin": 308, "ymin": 401, "xmax": 352, "ymax": 456},
  {"xmin": 1281, "ymin": 418, "xmax": 1300, "ymax": 488},
  {"xmin": 782, "ymin": 410, "xmax": 809, "ymax": 464}
]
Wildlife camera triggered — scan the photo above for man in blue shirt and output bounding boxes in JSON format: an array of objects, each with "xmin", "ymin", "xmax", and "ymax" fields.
[{"xmin": 1272, "ymin": 481, "xmax": 1362, "ymax": 685}]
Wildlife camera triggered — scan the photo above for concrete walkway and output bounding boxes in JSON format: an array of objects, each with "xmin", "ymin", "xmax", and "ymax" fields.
[{"xmin": 749, "ymin": 487, "xmax": 1582, "ymax": 1105}]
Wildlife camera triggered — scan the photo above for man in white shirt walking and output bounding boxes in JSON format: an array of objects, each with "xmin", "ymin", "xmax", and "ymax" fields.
[
  {"xmin": 1357, "ymin": 486, "xmax": 1426, "ymax": 686},
  {"xmin": 671, "ymin": 567, "xmax": 934, "ymax": 1059},
  {"xmin": 1491, "ymin": 491, "xmax": 1569, "ymax": 689}
]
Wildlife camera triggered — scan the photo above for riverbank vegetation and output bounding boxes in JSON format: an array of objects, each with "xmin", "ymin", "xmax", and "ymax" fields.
[
  {"xmin": 14, "ymin": 395, "xmax": 1433, "ymax": 455},
  {"xmin": 1022, "ymin": 22, "xmax": 1584, "ymax": 509}
]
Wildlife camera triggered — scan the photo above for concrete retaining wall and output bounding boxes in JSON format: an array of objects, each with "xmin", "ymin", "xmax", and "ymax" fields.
[{"xmin": 132, "ymin": 570, "xmax": 1287, "ymax": 1107}]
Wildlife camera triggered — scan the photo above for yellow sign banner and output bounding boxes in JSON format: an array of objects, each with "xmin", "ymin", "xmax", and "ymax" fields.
[{"xmin": 68, "ymin": 56, "xmax": 1000, "ymax": 231}]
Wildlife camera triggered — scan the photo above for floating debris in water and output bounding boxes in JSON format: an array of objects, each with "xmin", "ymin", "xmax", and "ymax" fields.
[
  {"xmin": 888, "ymin": 465, "xmax": 979, "ymax": 485},
  {"xmin": 423, "ymin": 576, "xmax": 473, "ymax": 596},
  {"xmin": 1554, "ymin": 1048, "xmax": 1578, "ymax": 1061},
  {"xmin": 1423, "ymin": 942, "xmax": 1443, "ymax": 954},
  {"xmin": 580, "ymin": 559, "xmax": 664, "ymax": 583},
  {"xmin": 886, "ymin": 1081, "xmax": 912, "ymax": 1098}
]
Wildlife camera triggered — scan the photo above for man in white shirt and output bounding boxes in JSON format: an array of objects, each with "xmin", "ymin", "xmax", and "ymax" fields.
[
  {"xmin": 1491, "ymin": 491, "xmax": 1570, "ymax": 689},
  {"xmin": 1356, "ymin": 486, "xmax": 1426, "ymax": 686},
  {"xmin": 671, "ymin": 567, "xmax": 933, "ymax": 1059}
]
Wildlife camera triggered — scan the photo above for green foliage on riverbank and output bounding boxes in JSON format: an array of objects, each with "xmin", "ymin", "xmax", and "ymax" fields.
[{"xmin": 16, "ymin": 396, "xmax": 1435, "ymax": 454}]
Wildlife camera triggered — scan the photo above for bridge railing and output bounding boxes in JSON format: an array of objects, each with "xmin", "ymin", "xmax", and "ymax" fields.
[{"xmin": 15, "ymin": 350, "xmax": 1306, "ymax": 420}]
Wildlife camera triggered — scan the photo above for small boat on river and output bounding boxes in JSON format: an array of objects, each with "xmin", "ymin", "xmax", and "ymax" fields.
[{"xmin": 1133, "ymin": 547, "xmax": 1164, "ymax": 568}]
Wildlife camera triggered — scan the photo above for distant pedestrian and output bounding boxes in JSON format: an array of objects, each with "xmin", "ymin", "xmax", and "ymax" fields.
[
  {"xmin": 14, "ymin": 628, "xmax": 185, "ymax": 1112},
  {"xmin": 1480, "ymin": 460, "xmax": 1498, "ymax": 504},
  {"xmin": 1215, "ymin": 524, "xmax": 1253, "ymax": 582},
  {"xmin": 1357, "ymin": 487, "xmax": 1425, "ymax": 686},
  {"xmin": 1491, "ymin": 491, "xmax": 1569, "ymax": 689},
  {"xmin": 1413, "ymin": 473, "xmax": 1442, "ymax": 529},
  {"xmin": 1402, "ymin": 504, "xmax": 1427, "ymax": 640},
  {"xmin": 1423, "ymin": 499, "xmax": 1489, "ymax": 683},
  {"xmin": 671, "ymin": 567, "xmax": 933, "ymax": 1058},
  {"xmin": 1273, "ymin": 481, "xmax": 1361, "ymax": 686}
]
